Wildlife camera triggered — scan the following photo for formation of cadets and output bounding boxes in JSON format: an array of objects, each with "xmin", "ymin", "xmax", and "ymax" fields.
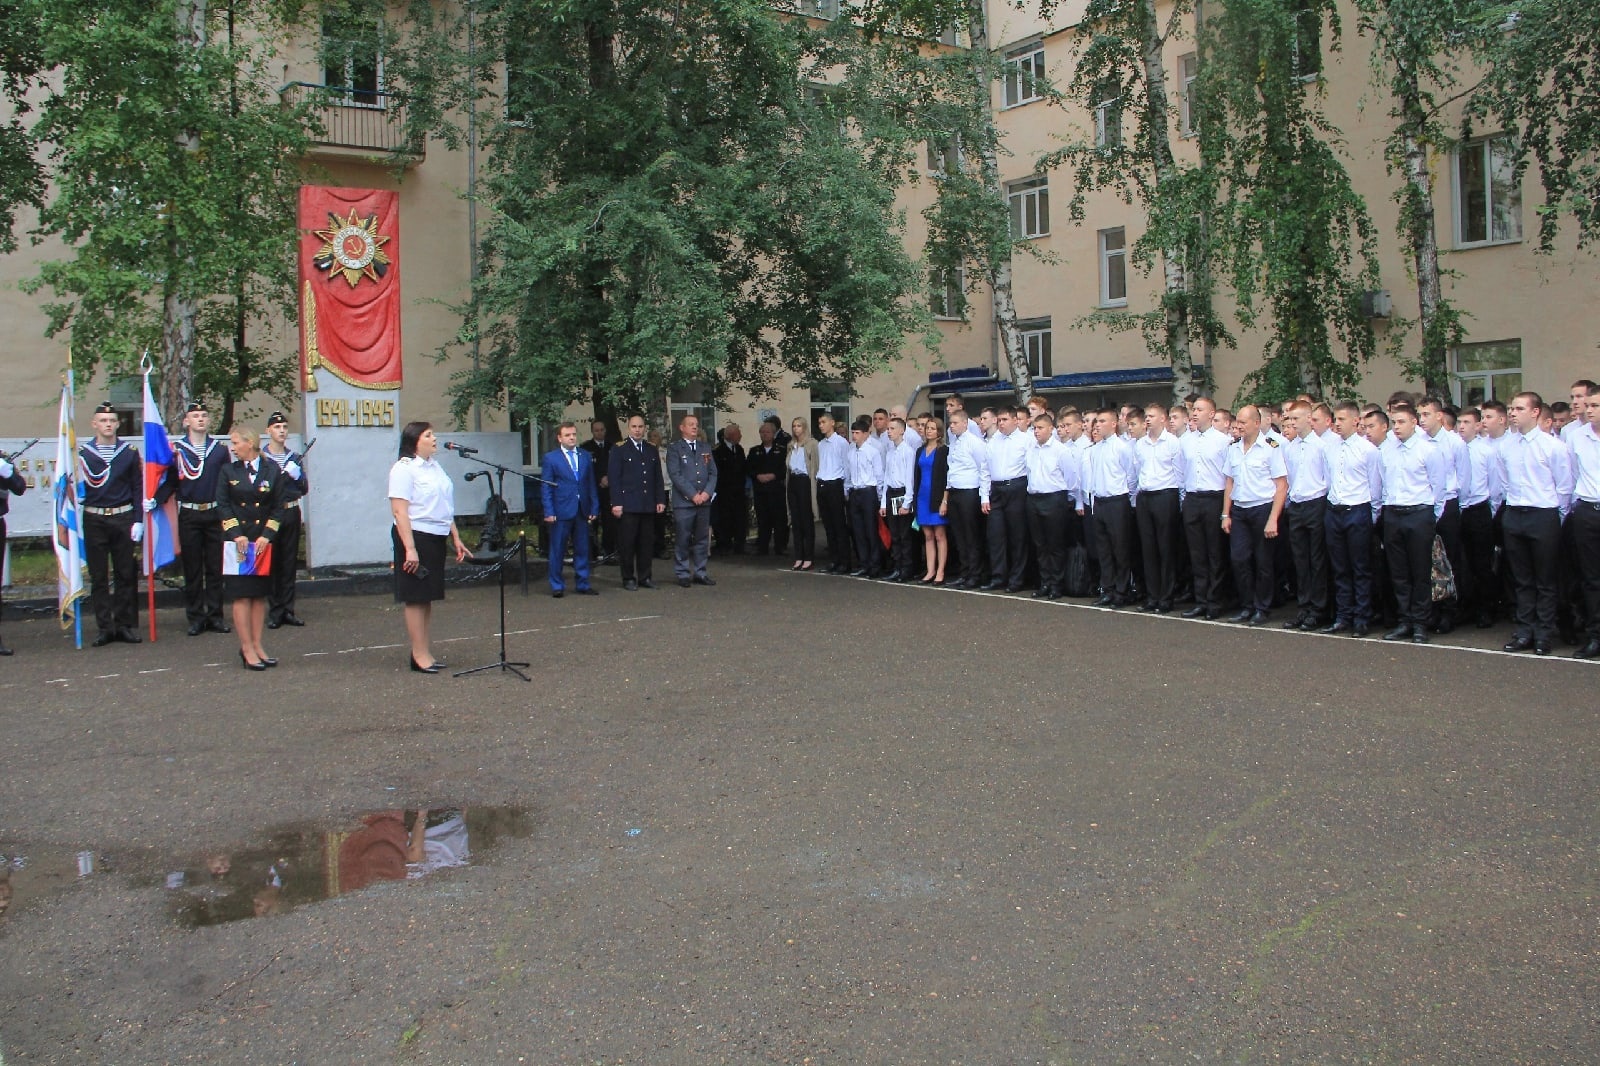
[
  {"xmin": 68, "ymin": 402, "xmax": 307, "ymax": 648},
  {"xmin": 695, "ymin": 379, "xmax": 1599, "ymax": 659}
]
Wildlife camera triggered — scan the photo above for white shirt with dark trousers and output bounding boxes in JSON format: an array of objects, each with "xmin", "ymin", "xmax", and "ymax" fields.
[{"xmin": 1569, "ymin": 422, "xmax": 1600, "ymax": 648}]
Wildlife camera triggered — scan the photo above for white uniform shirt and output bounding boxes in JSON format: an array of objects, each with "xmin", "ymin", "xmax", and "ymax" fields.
[
  {"xmin": 1570, "ymin": 421, "xmax": 1600, "ymax": 504},
  {"xmin": 1082, "ymin": 434, "xmax": 1138, "ymax": 506},
  {"xmin": 846, "ymin": 440, "xmax": 884, "ymax": 492},
  {"xmin": 884, "ymin": 440, "xmax": 918, "ymax": 512},
  {"xmin": 1025, "ymin": 435, "xmax": 1078, "ymax": 496},
  {"xmin": 1180, "ymin": 426, "xmax": 1231, "ymax": 493},
  {"xmin": 388, "ymin": 456, "xmax": 456, "ymax": 535},
  {"xmin": 986, "ymin": 427, "xmax": 1029, "ymax": 482},
  {"xmin": 1283, "ymin": 433, "xmax": 1330, "ymax": 503},
  {"xmin": 1325, "ymin": 432, "xmax": 1383, "ymax": 516},
  {"xmin": 815, "ymin": 433, "xmax": 851, "ymax": 481},
  {"xmin": 1380, "ymin": 431, "xmax": 1449, "ymax": 515},
  {"xmin": 1426, "ymin": 427, "xmax": 1469, "ymax": 501},
  {"xmin": 1135, "ymin": 429, "xmax": 1184, "ymax": 492},
  {"xmin": 1461, "ymin": 434, "xmax": 1500, "ymax": 508},
  {"xmin": 947, "ymin": 426, "xmax": 991, "ymax": 503},
  {"xmin": 1497, "ymin": 425, "xmax": 1575, "ymax": 516},
  {"xmin": 1224, "ymin": 436, "xmax": 1288, "ymax": 507}
]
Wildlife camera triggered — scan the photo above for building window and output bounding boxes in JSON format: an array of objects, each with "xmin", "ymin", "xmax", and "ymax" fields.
[
  {"xmin": 1454, "ymin": 136, "xmax": 1522, "ymax": 247},
  {"xmin": 1007, "ymin": 175, "xmax": 1050, "ymax": 239},
  {"xmin": 936, "ymin": 24, "xmax": 965, "ymax": 47},
  {"xmin": 1016, "ymin": 318, "xmax": 1052, "ymax": 379},
  {"xmin": 1450, "ymin": 340, "xmax": 1521, "ymax": 408},
  {"xmin": 1092, "ymin": 80, "xmax": 1122, "ymax": 150},
  {"xmin": 930, "ymin": 267, "xmax": 965, "ymax": 320},
  {"xmin": 798, "ymin": 0, "xmax": 838, "ymax": 19},
  {"xmin": 1178, "ymin": 53, "xmax": 1198, "ymax": 138},
  {"xmin": 1003, "ymin": 43, "xmax": 1045, "ymax": 109},
  {"xmin": 321, "ymin": 9, "xmax": 383, "ymax": 106},
  {"xmin": 1099, "ymin": 227, "xmax": 1128, "ymax": 306},
  {"xmin": 926, "ymin": 136, "xmax": 961, "ymax": 177},
  {"xmin": 1291, "ymin": 0, "xmax": 1322, "ymax": 79},
  {"xmin": 809, "ymin": 382, "xmax": 852, "ymax": 439}
]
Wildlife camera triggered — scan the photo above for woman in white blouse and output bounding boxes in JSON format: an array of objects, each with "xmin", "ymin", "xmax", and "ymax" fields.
[{"xmin": 388, "ymin": 422, "xmax": 469, "ymax": 673}]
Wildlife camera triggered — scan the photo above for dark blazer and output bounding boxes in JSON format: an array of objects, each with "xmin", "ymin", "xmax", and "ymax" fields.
[
  {"xmin": 745, "ymin": 442, "xmax": 787, "ymax": 495},
  {"xmin": 712, "ymin": 441, "xmax": 746, "ymax": 496},
  {"xmin": 540, "ymin": 447, "xmax": 599, "ymax": 521},
  {"xmin": 918, "ymin": 444, "xmax": 950, "ymax": 512},
  {"xmin": 666, "ymin": 437, "xmax": 718, "ymax": 509},
  {"xmin": 607, "ymin": 438, "xmax": 667, "ymax": 513},
  {"xmin": 216, "ymin": 459, "xmax": 289, "ymax": 542}
]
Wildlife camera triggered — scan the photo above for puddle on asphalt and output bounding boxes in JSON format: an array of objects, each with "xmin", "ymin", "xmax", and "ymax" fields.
[{"xmin": 0, "ymin": 805, "xmax": 533, "ymax": 929}]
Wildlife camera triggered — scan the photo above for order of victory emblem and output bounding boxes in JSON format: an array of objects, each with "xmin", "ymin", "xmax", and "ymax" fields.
[{"xmin": 312, "ymin": 209, "xmax": 392, "ymax": 287}]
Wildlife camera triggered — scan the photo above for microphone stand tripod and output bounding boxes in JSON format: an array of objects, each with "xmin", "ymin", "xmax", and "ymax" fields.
[{"xmin": 447, "ymin": 450, "xmax": 547, "ymax": 682}]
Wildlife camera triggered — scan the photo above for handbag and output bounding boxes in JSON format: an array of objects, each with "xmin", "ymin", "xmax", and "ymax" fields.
[{"xmin": 1430, "ymin": 534, "xmax": 1457, "ymax": 602}]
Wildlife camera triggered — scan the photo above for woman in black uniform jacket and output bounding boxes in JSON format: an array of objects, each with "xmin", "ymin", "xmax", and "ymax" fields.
[{"xmin": 217, "ymin": 425, "xmax": 289, "ymax": 670}]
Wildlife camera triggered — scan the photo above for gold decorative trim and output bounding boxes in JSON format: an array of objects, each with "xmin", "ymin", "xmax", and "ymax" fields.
[{"xmin": 301, "ymin": 279, "xmax": 403, "ymax": 392}]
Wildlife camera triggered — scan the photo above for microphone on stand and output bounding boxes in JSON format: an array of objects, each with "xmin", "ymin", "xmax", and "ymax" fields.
[{"xmin": 443, "ymin": 441, "xmax": 479, "ymax": 456}]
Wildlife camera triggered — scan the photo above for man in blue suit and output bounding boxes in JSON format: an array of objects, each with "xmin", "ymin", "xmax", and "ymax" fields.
[{"xmin": 541, "ymin": 422, "xmax": 600, "ymax": 597}]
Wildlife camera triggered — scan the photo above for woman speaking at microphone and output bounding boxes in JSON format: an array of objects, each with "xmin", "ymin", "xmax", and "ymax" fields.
[
  {"xmin": 217, "ymin": 425, "xmax": 289, "ymax": 670},
  {"xmin": 389, "ymin": 422, "xmax": 469, "ymax": 674}
]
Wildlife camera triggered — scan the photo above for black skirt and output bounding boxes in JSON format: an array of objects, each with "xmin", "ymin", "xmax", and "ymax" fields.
[{"xmin": 394, "ymin": 527, "xmax": 448, "ymax": 604}]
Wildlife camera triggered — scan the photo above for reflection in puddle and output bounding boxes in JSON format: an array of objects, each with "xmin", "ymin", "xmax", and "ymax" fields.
[{"xmin": 0, "ymin": 806, "xmax": 533, "ymax": 929}]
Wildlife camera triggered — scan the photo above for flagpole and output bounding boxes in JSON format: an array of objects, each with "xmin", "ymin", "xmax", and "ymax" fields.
[
  {"xmin": 67, "ymin": 364, "xmax": 84, "ymax": 650},
  {"xmin": 146, "ymin": 508, "xmax": 156, "ymax": 642}
]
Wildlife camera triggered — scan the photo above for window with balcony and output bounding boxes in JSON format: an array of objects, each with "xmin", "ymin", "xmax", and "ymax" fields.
[
  {"xmin": 1454, "ymin": 136, "xmax": 1522, "ymax": 247},
  {"xmin": 1003, "ymin": 43, "xmax": 1045, "ymax": 108},
  {"xmin": 1007, "ymin": 175, "xmax": 1050, "ymax": 239},
  {"xmin": 321, "ymin": 9, "xmax": 383, "ymax": 106}
]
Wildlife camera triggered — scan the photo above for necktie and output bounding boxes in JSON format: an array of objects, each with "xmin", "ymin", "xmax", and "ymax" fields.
[
  {"xmin": 566, "ymin": 449, "xmax": 578, "ymax": 475},
  {"xmin": 247, "ymin": 462, "xmax": 257, "ymax": 482},
  {"xmin": 690, "ymin": 441, "xmax": 698, "ymax": 454}
]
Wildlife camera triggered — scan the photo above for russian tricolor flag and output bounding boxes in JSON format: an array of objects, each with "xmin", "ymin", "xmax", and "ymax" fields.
[{"xmin": 141, "ymin": 371, "xmax": 178, "ymax": 574}]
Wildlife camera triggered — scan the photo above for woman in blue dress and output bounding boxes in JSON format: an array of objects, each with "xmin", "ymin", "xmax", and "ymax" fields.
[{"xmin": 915, "ymin": 416, "xmax": 950, "ymax": 585}]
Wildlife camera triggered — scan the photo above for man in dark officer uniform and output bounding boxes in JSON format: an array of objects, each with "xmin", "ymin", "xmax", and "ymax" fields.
[
  {"xmin": 579, "ymin": 419, "xmax": 616, "ymax": 564},
  {"xmin": 745, "ymin": 420, "xmax": 788, "ymax": 555},
  {"xmin": 607, "ymin": 413, "xmax": 668, "ymax": 590},
  {"xmin": 80, "ymin": 401, "xmax": 143, "ymax": 646},
  {"xmin": 0, "ymin": 442, "xmax": 28, "ymax": 655},
  {"xmin": 261, "ymin": 412, "xmax": 309, "ymax": 628},
  {"xmin": 155, "ymin": 401, "xmax": 232, "ymax": 636}
]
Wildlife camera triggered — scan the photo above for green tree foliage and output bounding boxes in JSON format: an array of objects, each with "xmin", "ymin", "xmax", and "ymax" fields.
[
  {"xmin": 425, "ymin": 0, "xmax": 931, "ymax": 427},
  {"xmin": 20, "ymin": 0, "xmax": 312, "ymax": 424},
  {"xmin": 0, "ymin": 0, "xmax": 46, "ymax": 254},
  {"xmin": 1475, "ymin": 0, "xmax": 1600, "ymax": 250},
  {"xmin": 1199, "ymin": 0, "xmax": 1381, "ymax": 401}
]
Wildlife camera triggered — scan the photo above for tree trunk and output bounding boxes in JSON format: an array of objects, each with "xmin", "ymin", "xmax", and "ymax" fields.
[
  {"xmin": 1136, "ymin": 0, "xmax": 1197, "ymax": 403},
  {"xmin": 161, "ymin": 0, "xmax": 207, "ymax": 424},
  {"xmin": 1191, "ymin": 0, "xmax": 1217, "ymax": 397},
  {"xmin": 962, "ymin": 0, "xmax": 1032, "ymax": 404},
  {"xmin": 1398, "ymin": 92, "xmax": 1446, "ymax": 395}
]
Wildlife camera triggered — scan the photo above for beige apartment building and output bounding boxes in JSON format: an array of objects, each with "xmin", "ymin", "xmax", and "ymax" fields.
[{"xmin": 2, "ymin": 0, "xmax": 1595, "ymax": 452}]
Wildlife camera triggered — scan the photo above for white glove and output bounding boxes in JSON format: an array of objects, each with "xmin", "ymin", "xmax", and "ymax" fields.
[
  {"xmin": 0, "ymin": 458, "xmax": 13, "ymax": 478},
  {"xmin": 130, "ymin": 522, "xmax": 144, "ymax": 544},
  {"xmin": 143, "ymin": 497, "xmax": 158, "ymax": 512},
  {"xmin": 285, "ymin": 461, "xmax": 303, "ymax": 480}
]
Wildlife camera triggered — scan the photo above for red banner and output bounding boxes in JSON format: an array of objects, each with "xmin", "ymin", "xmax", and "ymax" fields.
[{"xmin": 298, "ymin": 185, "xmax": 402, "ymax": 391}]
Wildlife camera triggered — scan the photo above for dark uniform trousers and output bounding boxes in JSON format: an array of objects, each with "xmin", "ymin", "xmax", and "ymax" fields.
[
  {"xmin": 1135, "ymin": 487, "xmax": 1180, "ymax": 606},
  {"xmin": 1324, "ymin": 503, "xmax": 1374, "ymax": 626},
  {"xmin": 846, "ymin": 487, "xmax": 882, "ymax": 574},
  {"xmin": 617, "ymin": 511, "xmax": 655, "ymax": 583},
  {"xmin": 884, "ymin": 489, "xmax": 913, "ymax": 575},
  {"xmin": 268, "ymin": 505, "xmax": 302, "ymax": 623},
  {"xmin": 1370, "ymin": 510, "xmax": 1398, "ymax": 626},
  {"xmin": 1286, "ymin": 496, "xmax": 1329, "ymax": 621},
  {"xmin": 1501, "ymin": 505, "xmax": 1562, "ymax": 644},
  {"xmin": 1572, "ymin": 501, "xmax": 1600, "ymax": 642},
  {"xmin": 986, "ymin": 479, "xmax": 1027, "ymax": 588},
  {"xmin": 1458, "ymin": 500, "xmax": 1498, "ymax": 624},
  {"xmin": 816, "ymin": 477, "xmax": 850, "ymax": 568},
  {"xmin": 1092, "ymin": 494, "xmax": 1135, "ymax": 601},
  {"xmin": 178, "ymin": 506, "xmax": 226, "ymax": 626},
  {"xmin": 1383, "ymin": 504, "xmax": 1436, "ymax": 629},
  {"xmin": 946, "ymin": 487, "xmax": 985, "ymax": 585},
  {"xmin": 1228, "ymin": 501, "xmax": 1276, "ymax": 613},
  {"xmin": 1182, "ymin": 490, "xmax": 1226, "ymax": 611},
  {"xmin": 1027, "ymin": 490, "xmax": 1070, "ymax": 593},
  {"xmin": 752, "ymin": 485, "xmax": 787, "ymax": 554},
  {"xmin": 787, "ymin": 474, "xmax": 814, "ymax": 562},
  {"xmin": 85, "ymin": 511, "xmax": 138, "ymax": 634}
]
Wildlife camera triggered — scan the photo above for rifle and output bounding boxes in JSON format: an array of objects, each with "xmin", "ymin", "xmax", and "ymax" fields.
[{"xmin": 0, "ymin": 438, "xmax": 42, "ymax": 463}]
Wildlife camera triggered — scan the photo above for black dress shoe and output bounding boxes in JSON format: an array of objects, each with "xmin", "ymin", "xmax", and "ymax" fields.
[
  {"xmin": 980, "ymin": 581, "xmax": 1004, "ymax": 591},
  {"xmin": 1248, "ymin": 610, "xmax": 1270, "ymax": 626},
  {"xmin": 551, "ymin": 590, "xmax": 564, "ymax": 598},
  {"xmin": 576, "ymin": 587, "xmax": 600, "ymax": 596},
  {"xmin": 1093, "ymin": 595, "xmax": 1116, "ymax": 608},
  {"xmin": 1503, "ymin": 636, "xmax": 1534, "ymax": 652},
  {"xmin": 1353, "ymin": 624, "xmax": 1370, "ymax": 638},
  {"xmin": 281, "ymin": 614, "xmax": 306, "ymax": 627},
  {"xmin": 1205, "ymin": 609, "xmax": 1225, "ymax": 620},
  {"xmin": 639, "ymin": 579, "xmax": 657, "ymax": 589},
  {"xmin": 678, "ymin": 578, "xmax": 692, "ymax": 588},
  {"xmin": 1319, "ymin": 620, "xmax": 1351, "ymax": 634},
  {"xmin": 1574, "ymin": 640, "xmax": 1600, "ymax": 659},
  {"xmin": 92, "ymin": 632, "xmax": 116, "ymax": 647},
  {"xmin": 260, "ymin": 656, "xmax": 279, "ymax": 667},
  {"xmin": 1281, "ymin": 615, "xmax": 1306, "ymax": 630},
  {"xmin": 240, "ymin": 651, "xmax": 267, "ymax": 671},
  {"xmin": 693, "ymin": 575, "xmax": 716, "ymax": 586},
  {"xmin": 187, "ymin": 622, "xmax": 206, "ymax": 636},
  {"xmin": 1475, "ymin": 614, "xmax": 1495, "ymax": 629},
  {"xmin": 1032, "ymin": 588, "xmax": 1051, "ymax": 599},
  {"xmin": 409, "ymin": 656, "xmax": 442, "ymax": 674},
  {"xmin": 1534, "ymin": 642, "xmax": 1552, "ymax": 656},
  {"xmin": 1411, "ymin": 628, "xmax": 1429, "ymax": 644},
  {"xmin": 1180, "ymin": 606, "xmax": 1207, "ymax": 619},
  {"xmin": 115, "ymin": 628, "xmax": 141, "ymax": 644},
  {"xmin": 849, "ymin": 568, "xmax": 868, "ymax": 577},
  {"xmin": 1048, "ymin": 588, "xmax": 1063, "ymax": 600},
  {"xmin": 1155, "ymin": 603, "xmax": 1173, "ymax": 614},
  {"xmin": 948, "ymin": 579, "xmax": 969, "ymax": 589},
  {"xmin": 623, "ymin": 580, "xmax": 639, "ymax": 591},
  {"xmin": 266, "ymin": 618, "xmax": 282, "ymax": 630},
  {"xmin": 208, "ymin": 619, "xmax": 233, "ymax": 634},
  {"xmin": 0, "ymin": 639, "xmax": 12, "ymax": 656},
  {"xmin": 1229, "ymin": 609, "xmax": 1254, "ymax": 624},
  {"xmin": 1383, "ymin": 625, "xmax": 1413, "ymax": 642},
  {"xmin": 1006, "ymin": 585, "xmax": 1024, "ymax": 594}
]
